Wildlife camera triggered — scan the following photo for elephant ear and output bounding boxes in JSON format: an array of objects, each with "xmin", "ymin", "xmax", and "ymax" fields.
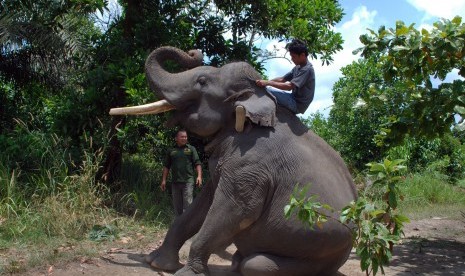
[{"xmin": 228, "ymin": 89, "xmax": 277, "ymax": 128}]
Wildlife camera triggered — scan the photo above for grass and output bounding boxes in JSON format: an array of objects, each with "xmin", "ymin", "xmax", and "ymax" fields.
[
  {"xmin": 116, "ymin": 154, "xmax": 174, "ymax": 223},
  {"xmin": 0, "ymin": 157, "xmax": 171, "ymax": 274},
  {"xmin": 0, "ymin": 130, "xmax": 174, "ymax": 274},
  {"xmin": 398, "ymin": 172, "xmax": 465, "ymax": 220}
]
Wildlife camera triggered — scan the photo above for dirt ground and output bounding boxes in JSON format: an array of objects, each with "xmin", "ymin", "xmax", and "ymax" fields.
[{"xmin": 22, "ymin": 217, "xmax": 465, "ymax": 276}]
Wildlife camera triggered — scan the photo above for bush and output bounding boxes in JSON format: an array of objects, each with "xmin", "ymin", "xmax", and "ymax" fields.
[
  {"xmin": 387, "ymin": 134, "xmax": 465, "ymax": 182},
  {"xmin": 115, "ymin": 154, "xmax": 174, "ymax": 223}
]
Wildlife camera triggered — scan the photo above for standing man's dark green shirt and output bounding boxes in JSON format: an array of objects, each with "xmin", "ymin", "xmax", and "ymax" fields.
[{"xmin": 163, "ymin": 144, "xmax": 201, "ymax": 183}]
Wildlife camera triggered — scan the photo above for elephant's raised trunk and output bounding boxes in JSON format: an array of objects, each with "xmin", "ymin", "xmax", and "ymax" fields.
[
  {"xmin": 145, "ymin": 46, "xmax": 203, "ymax": 100},
  {"xmin": 108, "ymin": 47, "xmax": 203, "ymax": 116}
]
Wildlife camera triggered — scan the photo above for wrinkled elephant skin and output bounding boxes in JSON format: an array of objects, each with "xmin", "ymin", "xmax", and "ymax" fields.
[{"xmin": 111, "ymin": 46, "xmax": 357, "ymax": 276}]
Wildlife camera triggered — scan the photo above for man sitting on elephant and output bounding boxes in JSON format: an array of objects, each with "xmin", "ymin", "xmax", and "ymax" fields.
[{"xmin": 235, "ymin": 39, "xmax": 315, "ymax": 132}]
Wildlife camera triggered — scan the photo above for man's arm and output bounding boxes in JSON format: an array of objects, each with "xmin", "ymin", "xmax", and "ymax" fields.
[
  {"xmin": 190, "ymin": 145, "xmax": 202, "ymax": 187},
  {"xmin": 256, "ymin": 79, "xmax": 294, "ymax": 91},
  {"xmin": 195, "ymin": 164, "xmax": 202, "ymax": 187},
  {"xmin": 270, "ymin": 77, "xmax": 286, "ymax": 82},
  {"xmin": 160, "ymin": 166, "xmax": 169, "ymax": 191}
]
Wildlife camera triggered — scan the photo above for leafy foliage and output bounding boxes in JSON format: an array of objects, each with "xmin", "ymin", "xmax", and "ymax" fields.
[
  {"xmin": 328, "ymin": 58, "xmax": 387, "ymax": 170},
  {"xmin": 0, "ymin": 0, "xmax": 104, "ymax": 86},
  {"xmin": 284, "ymin": 185, "xmax": 333, "ymax": 229},
  {"xmin": 355, "ymin": 17, "xmax": 465, "ymax": 143},
  {"xmin": 88, "ymin": 224, "xmax": 119, "ymax": 242},
  {"xmin": 211, "ymin": 0, "xmax": 344, "ymax": 65},
  {"xmin": 387, "ymin": 134, "xmax": 465, "ymax": 181}
]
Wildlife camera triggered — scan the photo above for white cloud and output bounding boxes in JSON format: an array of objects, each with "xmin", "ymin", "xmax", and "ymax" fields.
[
  {"xmin": 309, "ymin": 6, "xmax": 377, "ymax": 117},
  {"xmin": 407, "ymin": 0, "xmax": 465, "ymax": 20},
  {"xmin": 302, "ymin": 6, "xmax": 379, "ymax": 117}
]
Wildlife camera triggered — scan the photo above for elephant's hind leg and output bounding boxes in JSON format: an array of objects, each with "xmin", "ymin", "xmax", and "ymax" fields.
[{"xmin": 239, "ymin": 253, "xmax": 340, "ymax": 276}]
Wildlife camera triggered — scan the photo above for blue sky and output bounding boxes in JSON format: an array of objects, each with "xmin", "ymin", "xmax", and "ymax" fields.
[{"xmin": 261, "ymin": 0, "xmax": 465, "ymax": 118}]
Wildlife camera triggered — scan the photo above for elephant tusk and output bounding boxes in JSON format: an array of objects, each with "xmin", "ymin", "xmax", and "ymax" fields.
[
  {"xmin": 109, "ymin": 99, "xmax": 176, "ymax": 115},
  {"xmin": 235, "ymin": 105, "xmax": 246, "ymax": 132}
]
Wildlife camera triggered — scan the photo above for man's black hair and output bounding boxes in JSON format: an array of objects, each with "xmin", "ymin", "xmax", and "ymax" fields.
[
  {"xmin": 176, "ymin": 129, "xmax": 187, "ymax": 136},
  {"xmin": 286, "ymin": 39, "xmax": 308, "ymax": 56}
]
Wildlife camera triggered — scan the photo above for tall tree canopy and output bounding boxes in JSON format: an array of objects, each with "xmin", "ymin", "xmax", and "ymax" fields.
[
  {"xmin": 328, "ymin": 58, "xmax": 387, "ymax": 170},
  {"xmin": 0, "ymin": 0, "xmax": 106, "ymax": 86},
  {"xmin": 203, "ymin": 0, "xmax": 344, "ymax": 66},
  {"xmin": 1, "ymin": 0, "xmax": 346, "ymax": 184},
  {"xmin": 355, "ymin": 16, "xmax": 465, "ymax": 144}
]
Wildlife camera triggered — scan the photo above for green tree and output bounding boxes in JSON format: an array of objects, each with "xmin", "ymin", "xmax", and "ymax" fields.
[
  {"xmin": 328, "ymin": 58, "xmax": 388, "ymax": 170},
  {"xmin": 0, "ymin": 0, "xmax": 107, "ymax": 170},
  {"xmin": 355, "ymin": 16, "xmax": 465, "ymax": 144},
  {"xmin": 0, "ymin": 0, "xmax": 105, "ymax": 86}
]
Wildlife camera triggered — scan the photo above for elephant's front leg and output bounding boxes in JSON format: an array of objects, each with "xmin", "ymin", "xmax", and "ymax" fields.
[
  {"xmin": 175, "ymin": 180, "xmax": 265, "ymax": 275},
  {"xmin": 146, "ymin": 180, "xmax": 214, "ymax": 271}
]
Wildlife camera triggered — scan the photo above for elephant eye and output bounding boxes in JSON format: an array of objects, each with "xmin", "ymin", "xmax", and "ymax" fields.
[{"xmin": 197, "ymin": 76, "xmax": 207, "ymax": 86}]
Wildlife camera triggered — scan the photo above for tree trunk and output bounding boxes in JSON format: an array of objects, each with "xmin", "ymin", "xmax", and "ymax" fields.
[{"xmin": 100, "ymin": 0, "xmax": 142, "ymax": 187}]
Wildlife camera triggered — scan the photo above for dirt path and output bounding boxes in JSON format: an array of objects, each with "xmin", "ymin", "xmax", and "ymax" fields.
[{"xmin": 25, "ymin": 217, "xmax": 465, "ymax": 276}]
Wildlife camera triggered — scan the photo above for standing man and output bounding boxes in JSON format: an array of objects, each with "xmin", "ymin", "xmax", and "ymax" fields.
[
  {"xmin": 255, "ymin": 39, "xmax": 315, "ymax": 115},
  {"xmin": 160, "ymin": 129, "xmax": 202, "ymax": 216}
]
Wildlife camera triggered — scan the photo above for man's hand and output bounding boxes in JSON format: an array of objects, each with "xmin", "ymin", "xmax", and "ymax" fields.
[
  {"xmin": 256, "ymin": 79, "xmax": 268, "ymax": 87},
  {"xmin": 160, "ymin": 180, "xmax": 166, "ymax": 191},
  {"xmin": 196, "ymin": 176, "xmax": 202, "ymax": 188}
]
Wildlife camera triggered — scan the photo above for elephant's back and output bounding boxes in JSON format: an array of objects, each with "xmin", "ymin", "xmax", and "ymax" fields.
[{"xmin": 272, "ymin": 109, "xmax": 356, "ymax": 206}]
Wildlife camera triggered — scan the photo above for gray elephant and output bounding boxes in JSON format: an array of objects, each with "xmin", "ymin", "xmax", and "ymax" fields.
[{"xmin": 110, "ymin": 46, "xmax": 357, "ymax": 275}]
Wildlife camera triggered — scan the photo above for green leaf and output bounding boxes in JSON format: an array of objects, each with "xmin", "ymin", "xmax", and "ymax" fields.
[
  {"xmin": 390, "ymin": 159, "xmax": 406, "ymax": 166},
  {"xmin": 372, "ymin": 259, "xmax": 379, "ymax": 275},
  {"xmin": 454, "ymin": 105, "xmax": 465, "ymax": 115},
  {"xmin": 290, "ymin": 197, "xmax": 298, "ymax": 205},
  {"xmin": 369, "ymin": 163, "xmax": 385, "ymax": 172},
  {"xmin": 388, "ymin": 191, "xmax": 398, "ymax": 208},
  {"xmin": 360, "ymin": 255, "xmax": 371, "ymax": 271},
  {"xmin": 392, "ymin": 45, "xmax": 409, "ymax": 51},
  {"xmin": 458, "ymin": 96, "xmax": 465, "ymax": 104},
  {"xmin": 390, "ymin": 176, "xmax": 403, "ymax": 182},
  {"xmin": 370, "ymin": 209, "xmax": 386, "ymax": 218},
  {"xmin": 284, "ymin": 204, "xmax": 291, "ymax": 216},
  {"xmin": 394, "ymin": 214, "xmax": 411, "ymax": 223},
  {"xmin": 452, "ymin": 16, "xmax": 462, "ymax": 25}
]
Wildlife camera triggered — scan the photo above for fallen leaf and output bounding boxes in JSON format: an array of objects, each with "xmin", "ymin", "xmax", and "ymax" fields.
[
  {"xmin": 107, "ymin": 247, "xmax": 123, "ymax": 253},
  {"xmin": 119, "ymin": 237, "xmax": 132, "ymax": 244}
]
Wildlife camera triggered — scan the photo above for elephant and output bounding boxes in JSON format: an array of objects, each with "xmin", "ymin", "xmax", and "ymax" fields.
[{"xmin": 109, "ymin": 46, "xmax": 357, "ymax": 275}]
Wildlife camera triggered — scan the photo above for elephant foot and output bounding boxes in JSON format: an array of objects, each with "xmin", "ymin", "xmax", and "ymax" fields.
[
  {"xmin": 144, "ymin": 250, "xmax": 157, "ymax": 264},
  {"xmin": 145, "ymin": 249, "xmax": 183, "ymax": 271},
  {"xmin": 231, "ymin": 250, "xmax": 243, "ymax": 272},
  {"xmin": 174, "ymin": 264, "xmax": 209, "ymax": 276}
]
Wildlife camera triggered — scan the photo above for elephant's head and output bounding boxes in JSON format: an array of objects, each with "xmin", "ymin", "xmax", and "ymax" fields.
[{"xmin": 109, "ymin": 46, "xmax": 276, "ymax": 137}]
